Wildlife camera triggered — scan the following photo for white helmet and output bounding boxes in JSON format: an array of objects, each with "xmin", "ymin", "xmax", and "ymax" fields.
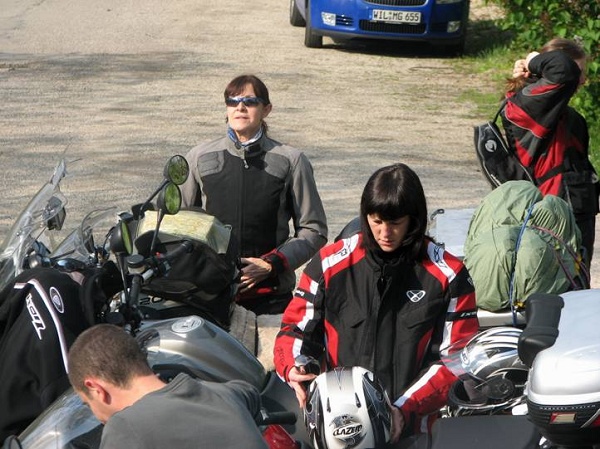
[
  {"xmin": 304, "ymin": 366, "xmax": 392, "ymax": 449},
  {"xmin": 442, "ymin": 327, "xmax": 528, "ymax": 416}
]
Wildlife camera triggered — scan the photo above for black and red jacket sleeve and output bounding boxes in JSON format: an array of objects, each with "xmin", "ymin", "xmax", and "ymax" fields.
[{"xmin": 503, "ymin": 50, "xmax": 581, "ymax": 167}]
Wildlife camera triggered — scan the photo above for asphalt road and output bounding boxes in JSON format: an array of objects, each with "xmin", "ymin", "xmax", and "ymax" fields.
[{"xmin": 1, "ymin": 0, "xmax": 598, "ymax": 287}]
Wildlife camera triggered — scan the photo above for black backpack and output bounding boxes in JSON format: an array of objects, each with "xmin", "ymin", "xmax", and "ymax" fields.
[
  {"xmin": 134, "ymin": 209, "xmax": 240, "ymax": 330},
  {"xmin": 474, "ymin": 100, "xmax": 535, "ymax": 188}
]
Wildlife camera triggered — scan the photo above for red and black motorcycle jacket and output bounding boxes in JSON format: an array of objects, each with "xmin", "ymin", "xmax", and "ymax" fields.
[
  {"xmin": 273, "ymin": 233, "xmax": 479, "ymax": 435},
  {"xmin": 501, "ymin": 50, "xmax": 599, "ymax": 220}
]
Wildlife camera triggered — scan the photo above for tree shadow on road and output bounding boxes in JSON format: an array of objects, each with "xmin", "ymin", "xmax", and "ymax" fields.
[
  {"xmin": 464, "ymin": 18, "xmax": 513, "ymax": 56},
  {"xmin": 324, "ymin": 39, "xmax": 447, "ymax": 58}
]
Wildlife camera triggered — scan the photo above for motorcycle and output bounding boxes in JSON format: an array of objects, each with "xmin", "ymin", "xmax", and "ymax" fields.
[
  {"xmin": 1, "ymin": 315, "xmax": 309, "ymax": 449},
  {"xmin": 0, "ymin": 156, "xmax": 239, "ymax": 331},
  {"xmin": 394, "ymin": 289, "xmax": 600, "ymax": 449},
  {"xmin": 520, "ymin": 289, "xmax": 600, "ymax": 449},
  {"xmin": 0, "ymin": 159, "xmax": 69, "ymax": 292},
  {"xmin": 0, "ymin": 156, "xmax": 311, "ymax": 449}
]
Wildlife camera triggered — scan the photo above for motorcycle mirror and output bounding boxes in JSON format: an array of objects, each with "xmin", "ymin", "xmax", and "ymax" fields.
[
  {"xmin": 164, "ymin": 155, "xmax": 189, "ymax": 186},
  {"xmin": 149, "ymin": 183, "xmax": 182, "ymax": 254},
  {"xmin": 134, "ymin": 156, "xmax": 188, "ymax": 220},
  {"xmin": 46, "ymin": 196, "xmax": 67, "ymax": 231},
  {"xmin": 110, "ymin": 212, "xmax": 134, "ymax": 256},
  {"xmin": 157, "ymin": 183, "xmax": 182, "ymax": 216}
]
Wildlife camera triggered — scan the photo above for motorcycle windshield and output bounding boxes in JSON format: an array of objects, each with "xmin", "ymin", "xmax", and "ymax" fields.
[
  {"xmin": 0, "ymin": 160, "xmax": 68, "ymax": 290},
  {"xmin": 52, "ymin": 207, "xmax": 118, "ymax": 263},
  {"xmin": 15, "ymin": 388, "xmax": 102, "ymax": 449}
]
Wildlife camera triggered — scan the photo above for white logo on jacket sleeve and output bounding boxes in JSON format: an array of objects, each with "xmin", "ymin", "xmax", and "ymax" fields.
[
  {"xmin": 407, "ymin": 290, "xmax": 426, "ymax": 303},
  {"xmin": 26, "ymin": 294, "xmax": 46, "ymax": 340},
  {"xmin": 432, "ymin": 245, "xmax": 445, "ymax": 265},
  {"xmin": 428, "ymin": 242, "xmax": 457, "ymax": 282},
  {"xmin": 322, "ymin": 234, "xmax": 360, "ymax": 272},
  {"xmin": 49, "ymin": 287, "xmax": 65, "ymax": 313}
]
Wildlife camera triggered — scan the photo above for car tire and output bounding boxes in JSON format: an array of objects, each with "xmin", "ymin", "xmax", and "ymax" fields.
[
  {"xmin": 289, "ymin": 0, "xmax": 306, "ymax": 27},
  {"xmin": 304, "ymin": 1, "xmax": 323, "ymax": 48}
]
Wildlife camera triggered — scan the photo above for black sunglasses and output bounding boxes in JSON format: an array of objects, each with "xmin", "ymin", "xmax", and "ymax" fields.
[{"xmin": 225, "ymin": 96, "xmax": 266, "ymax": 107}]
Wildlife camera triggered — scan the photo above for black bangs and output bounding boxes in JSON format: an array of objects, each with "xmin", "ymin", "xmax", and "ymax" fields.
[
  {"xmin": 359, "ymin": 163, "xmax": 429, "ymax": 258},
  {"xmin": 365, "ymin": 186, "xmax": 415, "ymax": 221}
]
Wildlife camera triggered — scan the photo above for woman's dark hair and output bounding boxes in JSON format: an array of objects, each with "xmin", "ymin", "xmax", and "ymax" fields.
[
  {"xmin": 359, "ymin": 163, "xmax": 428, "ymax": 260},
  {"xmin": 506, "ymin": 37, "xmax": 586, "ymax": 93},
  {"xmin": 224, "ymin": 74, "xmax": 271, "ymax": 133},
  {"xmin": 224, "ymin": 74, "xmax": 271, "ymax": 105}
]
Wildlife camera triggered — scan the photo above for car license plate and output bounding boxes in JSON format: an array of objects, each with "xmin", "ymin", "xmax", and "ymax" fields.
[{"xmin": 372, "ymin": 10, "xmax": 421, "ymax": 24}]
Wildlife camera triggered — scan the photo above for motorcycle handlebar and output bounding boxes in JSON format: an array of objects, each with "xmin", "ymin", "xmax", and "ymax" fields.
[
  {"xmin": 140, "ymin": 240, "xmax": 194, "ymax": 276},
  {"xmin": 127, "ymin": 240, "xmax": 194, "ymax": 308},
  {"xmin": 162, "ymin": 240, "xmax": 194, "ymax": 264},
  {"xmin": 256, "ymin": 410, "xmax": 297, "ymax": 426}
]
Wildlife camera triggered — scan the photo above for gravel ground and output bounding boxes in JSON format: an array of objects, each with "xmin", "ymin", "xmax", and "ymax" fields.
[
  {"xmin": 1, "ymin": 0, "xmax": 598, "ymax": 317},
  {"xmin": 0, "ymin": 0, "xmax": 491, "ymax": 234}
]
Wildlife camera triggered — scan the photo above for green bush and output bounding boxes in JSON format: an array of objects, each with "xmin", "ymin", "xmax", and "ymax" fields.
[{"xmin": 486, "ymin": 0, "xmax": 600, "ymax": 168}]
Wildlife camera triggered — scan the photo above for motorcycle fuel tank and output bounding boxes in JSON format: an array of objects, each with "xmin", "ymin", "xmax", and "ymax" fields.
[
  {"xmin": 138, "ymin": 315, "xmax": 267, "ymax": 389},
  {"xmin": 526, "ymin": 289, "xmax": 600, "ymax": 446}
]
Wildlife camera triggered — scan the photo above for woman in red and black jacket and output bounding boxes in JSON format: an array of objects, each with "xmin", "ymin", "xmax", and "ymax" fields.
[
  {"xmin": 501, "ymin": 38, "xmax": 599, "ymax": 266},
  {"xmin": 273, "ymin": 163, "xmax": 479, "ymax": 442}
]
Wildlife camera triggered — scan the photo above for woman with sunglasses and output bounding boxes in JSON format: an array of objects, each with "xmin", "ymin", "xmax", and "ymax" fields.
[{"xmin": 180, "ymin": 74, "xmax": 328, "ymax": 315}]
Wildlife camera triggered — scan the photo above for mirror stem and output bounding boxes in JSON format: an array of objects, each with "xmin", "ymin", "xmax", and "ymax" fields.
[
  {"xmin": 149, "ymin": 209, "xmax": 165, "ymax": 255},
  {"xmin": 135, "ymin": 179, "xmax": 168, "ymax": 220}
]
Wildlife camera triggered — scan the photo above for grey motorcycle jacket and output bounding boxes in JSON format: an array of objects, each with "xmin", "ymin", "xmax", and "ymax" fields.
[{"xmin": 180, "ymin": 134, "xmax": 328, "ymax": 301}]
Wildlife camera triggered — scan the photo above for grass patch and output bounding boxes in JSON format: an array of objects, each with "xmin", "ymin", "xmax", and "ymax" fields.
[
  {"xmin": 463, "ymin": 18, "xmax": 512, "ymax": 58},
  {"xmin": 457, "ymin": 89, "xmax": 500, "ymax": 118},
  {"xmin": 452, "ymin": 15, "xmax": 600, "ymax": 172},
  {"xmin": 449, "ymin": 17, "xmax": 519, "ymax": 118}
]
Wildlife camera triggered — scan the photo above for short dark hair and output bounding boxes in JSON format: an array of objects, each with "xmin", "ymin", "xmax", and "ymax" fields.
[
  {"xmin": 224, "ymin": 74, "xmax": 271, "ymax": 105},
  {"xmin": 224, "ymin": 74, "xmax": 271, "ymax": 134},
  {"xmin": 68, "ymin": 324, "xmax": 153, "ymax": 394},
  {"xmin": 359, "ymin": 163, "xmax": 428, "ymax": 260}
]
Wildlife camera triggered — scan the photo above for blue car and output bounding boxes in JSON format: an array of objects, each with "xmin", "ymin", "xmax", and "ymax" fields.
[{"xmin": 289, "ymin": 0, "xmax": 469, "ymax": 54}]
